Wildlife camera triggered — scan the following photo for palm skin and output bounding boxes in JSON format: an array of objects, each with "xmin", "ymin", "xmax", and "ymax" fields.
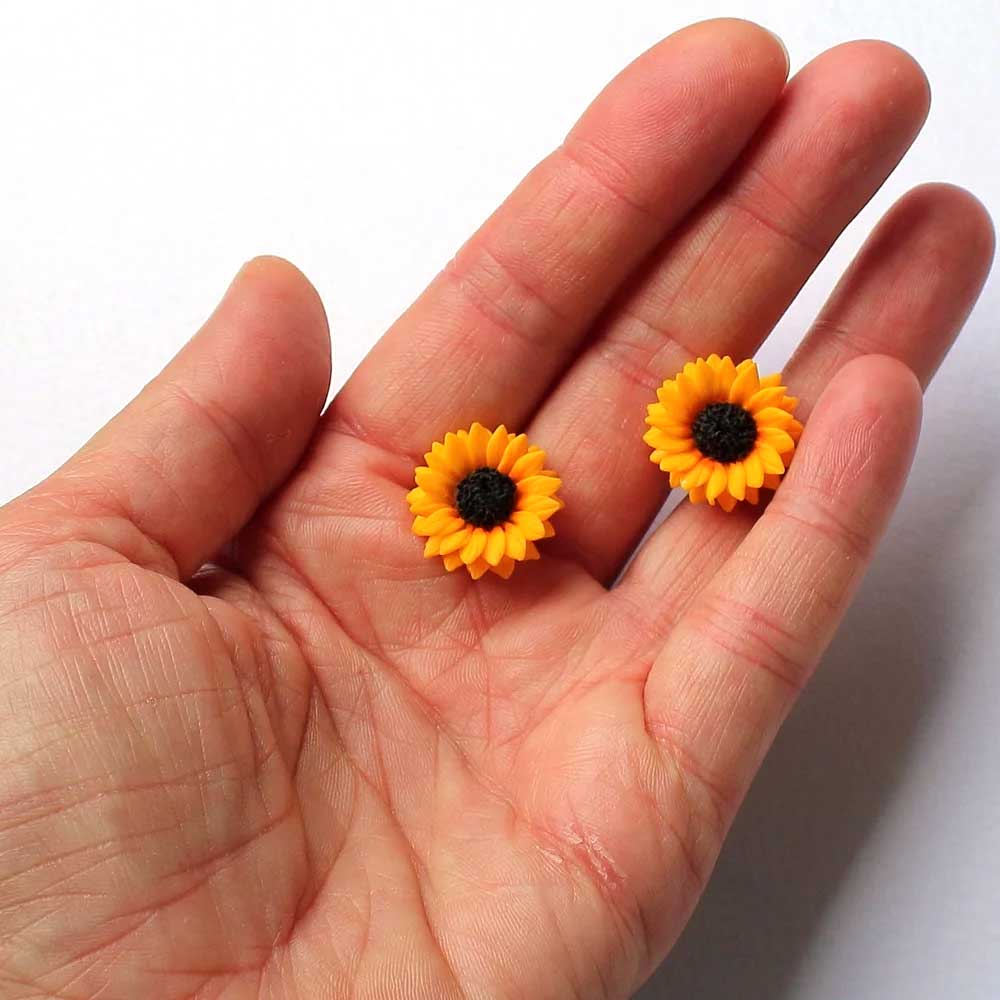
[
  {"xmin": 0, "ymin": 20, "xmax": 993, "ymax": 1000},
  {"xmin": 0, "ymin": 432, "xmax": 705, "ymax": 998}
]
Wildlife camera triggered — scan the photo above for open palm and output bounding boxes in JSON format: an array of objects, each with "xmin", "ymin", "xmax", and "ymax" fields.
[{"xmin": 0, "ymin": 21, "xmax": 992, "ymax": 1000}]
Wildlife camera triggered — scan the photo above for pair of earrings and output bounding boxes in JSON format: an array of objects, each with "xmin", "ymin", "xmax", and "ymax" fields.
[{"xmin": 407, "ymin": 355, "xmax": 803, "ymax": 580}]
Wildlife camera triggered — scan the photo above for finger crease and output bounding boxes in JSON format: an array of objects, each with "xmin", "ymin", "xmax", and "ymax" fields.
[
  {"xmin": 560, "ymin": 137, "xmax": 663, "ymax": 227},
  {"xmin": 444, "ymin": 241, "xmax": 574, "ymax": 352},
  {"xmin": 728, "ymin": 191, "xmax": 827, "ymax": 259},
  {"xmin": 770, "ymin": 499, "xmax": 875, "ymax": 563}
]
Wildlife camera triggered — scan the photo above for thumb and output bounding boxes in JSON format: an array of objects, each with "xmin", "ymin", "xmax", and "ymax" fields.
[{"xmin": 6, "ymin": 256, "xmax": 331, "ymax": 579}]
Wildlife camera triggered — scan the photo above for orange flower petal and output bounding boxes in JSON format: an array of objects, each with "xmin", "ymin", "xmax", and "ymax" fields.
[
  {"xmin": 410, "ymin": 500, "xmax": 450, "ymax": 517},
  {"xmin": 756, "ymin": 442, "xmax": 785, "ymax": 475},
  {"xmin": 413, "ymin": 508, "xmax": 460, "ymax": 536},
  {"xmin": 467, "ymin": 422, "xmax": 492, "ymax": 464},
  {"xmin": 443, "ymin": 432, "xmax": 469, "ymax": 475},
  {"xmin": 647, "ymin": 423, "xmax": 695, "ymax": 443},
  {"xmin": 729, "ymin": 361, "xmax": 760, "ymax": 405},
  {"xmin": 676, "ymin": 370, "xmax": 705, "ymax": 407},
  {"xmin": 424, "ymin": 441, "xmax": 453, "ymax": 473},
  {"xmin": 467, "ymin": 558, "xmax": 490, "ymax": 580},
  {"xmin": 517, "ymin": 474, "xmax": 561, "ymax": 497},
  {"xmin": 438, "ymin": 526, "xmax": 472, "ymax": 555},
  {"xmin": 747, "ymin": 386, "xmax": 787, "ymax": 413},
  {"xmin": 460, "ymin": 528, "xmax": 488, "ymax": 565},
  {"xmin": 486, "ymin": 425, "xmax": 509, "ymax": 466},
  {"xmin": 509, "ymin": 449, "xmax": 547, "ymax": 480},
  {"xmin": 484, "ymin": 526, "xmax": 506, "ymax": 566},
  {"xmin": 411, "ymin": 424, "xmax": 562, "ymax": 576},
  {"xmin": 442, "ymin": 551, "xmax": 464, "ymax": 572},
  {"xmin": 681, "ymin": 458, "xmax": 715, "ymax": 490},
  {"xmin": 758, "ymin": 426, "xmax": 796, "ymax": 453},
  {"xmin": 659, "ymin": 451, "xmax": 700, "ymax": 473},
  {"xmin": 728, "ymin": 461, "xmax": 746, "ymax": 502},
  {"xmin": 511, "ymin": 510, "xmax": 546, "ymax": 541},
  {"xmin": 714, "ymin": 355, "xmax": 738, "ymax": 395},
  {"xmin": 654, "ymin": 436, "xmax": 697, "ymax": 455},
  {"xmin": 518, "ymin": 494, "xmax": 561, "ymax": 519},
  {"xmin": 415, "ymin": 467, "xmax": 453, "ymax": 495},
  {"xmin": 646, "ymin": 359, "xmax": 799, "ymax": 513},
  {"xmin": 697, "ymin": 357, "xmax": 721, "ymax": 396},
  {"xmin": 706, "ymin": 463, "xmax": 728, "ymax": 503},
  {"xmin": 504, "ymin": 522, "xmax": 527, "ymax": 560},
  {"xmin": 491, "ymin": 555, "xmax": 517, "ymax": 579},
  {"xmin": 645, "ymin": 428, "xmax": 691, "ymax": 453},
  {"xmin": 497, "ymin": 434, "xmax": 529, "ymax": 474},
  {"xmin": 754, "ymin": 406, "xmax": 799, "ymax": 429},
  {"xmin": 656, "ymin": 381, "xmax": 684, "ymax": 409}
]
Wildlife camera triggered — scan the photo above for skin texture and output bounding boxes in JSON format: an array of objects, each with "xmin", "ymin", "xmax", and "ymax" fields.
[{"xmin": 0, "ymin": 19, "xmax": 993, "ymax": 1000}]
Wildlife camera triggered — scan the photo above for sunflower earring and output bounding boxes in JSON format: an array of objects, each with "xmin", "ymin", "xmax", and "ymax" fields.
[
  {"xmin": 643, "ymin": 355, "xmax": 802, "ymax": 512},
  {"xmin": 408, "ymin": 422, "xmax": 563, "ymax": 579}
]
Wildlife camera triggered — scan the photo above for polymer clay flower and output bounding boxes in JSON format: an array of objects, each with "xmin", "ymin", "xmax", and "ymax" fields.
[
  {"xmin": 644, "ymin": 355, "xmax": 803, "ymax": 512},
  {"xmin": 408, "ymin": 423, "xmax": 563, "ymax": 579}
]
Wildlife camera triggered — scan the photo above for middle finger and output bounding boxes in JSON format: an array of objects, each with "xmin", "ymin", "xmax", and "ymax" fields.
[{"xmin": 528, "ymin": 40, "xmax": 930, "ymax": 582}]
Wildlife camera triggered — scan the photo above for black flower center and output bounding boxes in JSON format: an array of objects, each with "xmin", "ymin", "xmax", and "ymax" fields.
[
  {"xmin": 455, "ymin": 467, "xmax": 517, "ymax": 528},
  {"xmin": 691, "ymin": 402, "xmax": 758, "ymax": 463}
]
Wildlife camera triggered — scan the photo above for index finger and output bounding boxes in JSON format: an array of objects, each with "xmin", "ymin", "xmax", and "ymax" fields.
[{"xmin": 329, "ymin": 20, "xmax": 789, "ymax": 459}]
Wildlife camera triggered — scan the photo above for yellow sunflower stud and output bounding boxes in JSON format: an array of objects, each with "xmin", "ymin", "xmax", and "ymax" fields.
[
  {"xmin": 644, "ymin": 355, "xmax": 803, "ymax": 512},
  {"xmin": 407, "ymin": 423, "xmax": 564, "ymax": 579}
]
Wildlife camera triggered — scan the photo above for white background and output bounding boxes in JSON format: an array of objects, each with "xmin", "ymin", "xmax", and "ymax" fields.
[{"xmin": 0, "ymin": 2, "xmax": 997, "ymax": 997}]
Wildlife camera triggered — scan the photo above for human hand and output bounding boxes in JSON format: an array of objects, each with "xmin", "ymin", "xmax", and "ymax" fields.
[{"xmin": 0, "ymin": 20, "xmax": 992, "ymax": 1000}]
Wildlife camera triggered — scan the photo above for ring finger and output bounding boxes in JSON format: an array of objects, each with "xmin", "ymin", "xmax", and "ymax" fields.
[{"xmin": 618, "ymin": 181, "xmax": 994, "ymax": 624}]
